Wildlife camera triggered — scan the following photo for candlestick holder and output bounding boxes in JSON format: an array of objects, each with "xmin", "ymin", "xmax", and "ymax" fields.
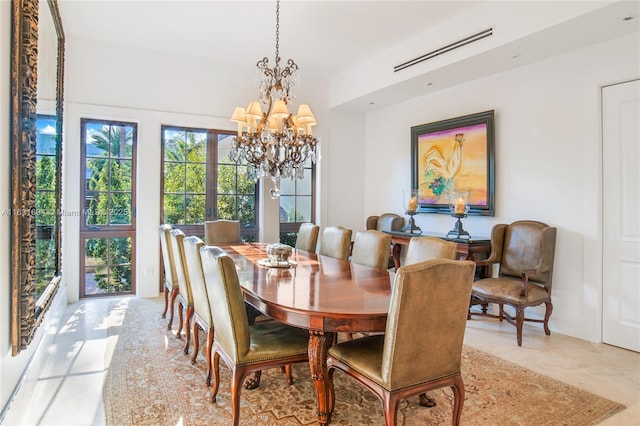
[
  {"xmin": 446, "ymin": 213, "xmax": 470, "ymax": 240},
  {"xmin": 402, "ymin": 210, "xmax": 422, "ymax": 234},
  {"xmin": 402, "ymin": 189, "xmax": 422, "ymax": 234},
  {"xmin": 446, "ymin": 191, "xmax": 470, "ymax": 240}
]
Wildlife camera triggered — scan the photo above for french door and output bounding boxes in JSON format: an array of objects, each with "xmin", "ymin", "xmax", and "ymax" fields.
[{"xmin": 79, "ymin": 119, "xmax": 137, "ymax": 297}]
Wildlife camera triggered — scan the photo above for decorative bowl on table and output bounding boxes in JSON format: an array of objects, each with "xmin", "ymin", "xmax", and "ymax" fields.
[{"xmin": 265, "ymin": 243, "xmax": 294, "ymax": 267}]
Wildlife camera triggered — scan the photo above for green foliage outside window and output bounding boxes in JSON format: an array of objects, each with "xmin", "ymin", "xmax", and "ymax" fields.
[
  {"xmin": 163, "ymin": 131, "xmax": 207, "ymax": 225},
  {"xmin": 162, "ymin": 129, "xmax": 257, "ymax": 231},
  {"xmin": 35, "ymin": 154, "xmax": 57, "ymax": 296},
  {"xmin": 84, "ymin": 124, "xmax": 134, "ymax": 292}
]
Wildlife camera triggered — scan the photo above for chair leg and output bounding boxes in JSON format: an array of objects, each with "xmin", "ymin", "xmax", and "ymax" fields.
[
  {"xmin": 167, "ymin": 287, "xmax": 179, "ymax": 330},
  {"xmin": 183, "ymin": 306, "xmax": 194, "ymax": 355},
  {"xmin": 162, "ymin": 285, "xmax": 169, "ymax": 318},
  {"xmin": 284, "ymin": 364, "xmax": 293, "ymax": 385},
  {"xmin": 206, "ymin": 328, "xmax": 214, "ymax": 387},
  {"xmin": 382, "ymin": 393, "xmax": 400, "ymax": 426},
  {"xmin": 211, "ymin": 352, "xmax": 221, "ymax": 402},
  {"xmin": 191, "ymin": 321, "xmax": 200, "ymax": 365},
  {"xmin": 176, "ymin": 301, "xmax": 184, "ymax": 338},
  {"xmin": 515, "ymin": 306, "xmax": 525, "ymax": 347},
  {"xmin": 543, "ymin": 301, "xmax": 553, "ymax": 336},
  {"xmin": 451, "ymin": 375, "xmax": 465, "ymax": 426},
  {"xmin": 230, "ymin": 367, "xmax": 246, "ymax": 426},
  {"xmin": 327, "ymin": 367, "xmax": 336, "ymax": 415}
]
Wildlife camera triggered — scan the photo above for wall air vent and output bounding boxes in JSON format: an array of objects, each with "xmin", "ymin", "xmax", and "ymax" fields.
[{"xmin": 394, "ymin": 27, "xmax": 493, "ymax": 72}]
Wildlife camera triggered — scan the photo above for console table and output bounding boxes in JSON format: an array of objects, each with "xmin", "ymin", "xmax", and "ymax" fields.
[{"xmin": 384, "ymin": 230, "xmax": 492, "ymax": 280}]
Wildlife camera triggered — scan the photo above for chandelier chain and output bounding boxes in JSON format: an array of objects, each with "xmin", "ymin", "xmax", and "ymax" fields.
[
  {"xmin": 229, "ymin": 0, "xmax": 317, "ymax": 195},
  {"xmin": 275, "ymin": 0, "xmax": 280, "ymax": 64}
]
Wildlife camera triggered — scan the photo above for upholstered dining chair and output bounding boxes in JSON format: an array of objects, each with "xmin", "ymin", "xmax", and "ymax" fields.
[
  {"xmin": 204, "ymin": 217, "xmax": 275, "ymax": 390},
  {"xmin": 470, "ymin": 220, "xmax": 557, "ymax": 346},
  {"xmin": 204, "ymin": 219, "xmax": 241, "ymax": 245},
  {"xmin": 295, "ymin": 222, "xmax": 320, "ymax": 253},
  {"xmin": 350, "ymin": 230, "xmax": 393, "ymax": 270},
  {"xmin": 159, "ymin": 224, "xmax": 179, "ymax": 330},
  {"xmin": 182, "ymin": 235, "xmax": 214, "ymax": 386},
  {"xmin": 318, "ymin": 226, "xmax": 353, "ymax": 261},
  {"xmin": 200, "ymin": 246, "xmax": 310, "ymax": 426},
  {"xmin": 169, "ymin": 228, "xmax": 194, "ymax": 355},
  {"xmin": 366, "ymin": 213, "xmax": 404, "ymax": 268},
  {"xmin": 404, "ymin": 236, "xmax": 458, "ymax": 266},
  {"xmin": 403, "ymin": 235, "xmax": 458, "ymax": 408},
  {"xmin": 365, "ymin": 213, "xmax": 404, "ymax": 233},
  {"xmin": 327, "ymin": 259, "xmax": 476, "ymax": 426}
]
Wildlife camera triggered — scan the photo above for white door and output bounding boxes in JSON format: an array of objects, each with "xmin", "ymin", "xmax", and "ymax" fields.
[{"xmin": 602, "ymin": 79, "xmax": 640, "ymax": 352}]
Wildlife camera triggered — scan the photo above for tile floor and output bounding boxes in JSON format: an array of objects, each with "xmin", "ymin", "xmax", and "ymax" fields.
[{"xmin": 3, "ymin": 296, "xmax": 639, "ymax": 426}]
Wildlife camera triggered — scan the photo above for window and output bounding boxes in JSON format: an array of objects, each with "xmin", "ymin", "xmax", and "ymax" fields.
[
  {"xmin": 35, "ymin": 115, "xmax": 59, "ymax": 296},
  {"xmin": 161, "ymin": 126, "xmax": 258, "ymax": 241},
  {"xmin": 80, "ymin": 119, "xmax": 137, "ymax": 296},
  {"xmin": 279, "ymin": 159, "xmax": 315, "ymax": 246}
]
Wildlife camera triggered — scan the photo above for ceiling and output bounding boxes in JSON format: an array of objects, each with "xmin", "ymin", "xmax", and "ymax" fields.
[
  {"xmin": 57, "ymin": 0, "xmax": 484, "ymax": 76},
  {"xmin": 58, "ymin": 1, "xmax": 639, "ymax": 110}
]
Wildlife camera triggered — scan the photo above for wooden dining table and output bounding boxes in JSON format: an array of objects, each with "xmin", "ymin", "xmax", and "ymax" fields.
[{"xmin": 217, "ymin": 242, "xmax": 393, "ymax": 425}]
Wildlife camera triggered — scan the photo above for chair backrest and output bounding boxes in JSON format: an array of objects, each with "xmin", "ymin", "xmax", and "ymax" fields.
[
  {"xmin": 200, "ymin": 246, "xmax": 250, "ymax": 363},
  {"xmin": 491, "ymin": 220, "xmax": 557, "ymax": 287},
  {"xmin": 365, "ymin": 213, "xmax": 404, "ymax": 232},
  {"xmin": 169, "ymin": 228, "xmax": 193, "ymax": 304},
  {"xmin": 295, "ymin": 223, "xmax": 320, "ymax": 252},
  {"xmin": 404, "ymin": 236, "xmax": 458, "ymax": 266},
  {"xmin": 204, "ymin": 220, "xmax": 241, "ymax": 244},
  {"xmin": 318, "ymin": 226, "xmax": 353, "ymax": 261},
  {"xmin": 182, "ymin": 235, "xmax": 212, "ymax": 326},
  {"xmin": 350, "ymin": 230, "xmax": 393, "ymax": 270},
  {"xmin": 381, "ymin": 259, "xmax": 475, "ymax": 390},
  {"xmin": 159, "ymin": 224, "xmax": 177, "ymax": 288}
]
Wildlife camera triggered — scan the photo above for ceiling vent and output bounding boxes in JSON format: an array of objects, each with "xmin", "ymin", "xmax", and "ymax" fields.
[{"xmin": 394, "ymin": 27, "xmax": 493, "ymax": 72}]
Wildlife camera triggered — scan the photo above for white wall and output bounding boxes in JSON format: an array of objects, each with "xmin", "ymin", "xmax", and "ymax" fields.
[
  {"xmin": 63, "ymin": 37, "xmax": 330, "ymax": 302},
  {"xmin": 350, "ymin": 33, "xmax": 639, "ymax": 342}
]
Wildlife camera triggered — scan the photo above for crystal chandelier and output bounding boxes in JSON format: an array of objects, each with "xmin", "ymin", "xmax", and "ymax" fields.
[{"xmin": 229, "ymin": 0, "xmax": 318, "ymax": 197}]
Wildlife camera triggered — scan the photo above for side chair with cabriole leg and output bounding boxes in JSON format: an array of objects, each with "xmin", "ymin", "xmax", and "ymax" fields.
[
  {"xmin": 169, "ymin": 228, "xmax": 195, "ymax": 355},
  {"xmin": 470, "ymin": 220, "xmax": 557, "ymax": 346},
  {"xmin": 200, "ymin": 246, "xmax": 310, "ymax": 426},
  {"xmin": 159, "ymin": 224, "xmax": 179, "ymax": 330},
  {"xmin": 327, "ymin": 259, "xmax": 476, "ymax": 426},
  {"xmin": 182, "ymin": 235, "xmax": 215, "ymax": 386}
]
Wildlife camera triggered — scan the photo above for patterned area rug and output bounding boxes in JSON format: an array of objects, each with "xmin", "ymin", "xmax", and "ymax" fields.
[{"xmin": 104, "ymin": 297, "xmax": 624, "ymax": 425}]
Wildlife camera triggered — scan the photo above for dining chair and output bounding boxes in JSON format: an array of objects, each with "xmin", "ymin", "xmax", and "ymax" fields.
[
  {"xmin": 366, "ymin": 213, "xmax": 404, "ymax": 268},
  {"xmin": 470, "ymin": 220, "xmax": 557, "ymax": 346},
  {"xmin": 350, "ymin": 230, "xmax": 393, "ymax": 270},
  {"xmin": 318, "ymin": 226, "xmax": 353, "ymax": 261},
  {"xmin": 327, "ymin": 258, "xmax": 476, "ymax": 426},
  {"xmin": 404, "ymin": 236, "xmax": 458, "ymax": 266},
  {"xmin": 403, "ymin": 235, "xmax": 458, "ymax": 407},
  {"xmin": 204, "ymin": 219, "xmax": 241, "ymax": 245},
  {"xmin": 200, "ymin": 245, "xmax": 310, "ymax": 426},
  {"xmin": 366, "ymin": 213, "xmax": 405, "ymax": 233},
  {"xmin": 169, "ymin": 228, "xmax": 194, "ymax": 355},
  {"xmin": 204, "ymin": 218, "xmax": 277, "ymax": 390},
  {"xmin": 182, "ymin": 235, "xmax": 214, "ymax": 386},
  {"xmin": 295, "ymin": 222, "xmax": 320, "ymax": 253},
  {"xmin": 159, "ymin": 224, "xmax": 179, "ymax": 330}
]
